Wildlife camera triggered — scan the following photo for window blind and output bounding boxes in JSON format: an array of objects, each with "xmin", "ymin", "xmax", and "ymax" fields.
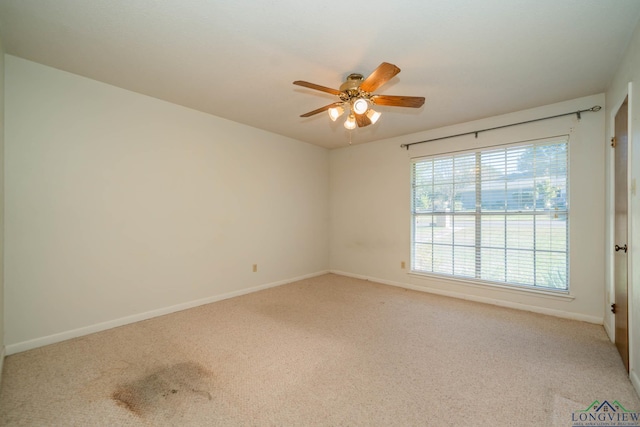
[{"xmin": 411, "ymin": 138, "xmax": 569, "ymax": 291}]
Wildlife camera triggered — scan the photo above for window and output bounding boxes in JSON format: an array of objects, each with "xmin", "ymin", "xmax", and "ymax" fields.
[{"xmin": 411, "ymin": 138, "xmax": 569, "ymax": 291}]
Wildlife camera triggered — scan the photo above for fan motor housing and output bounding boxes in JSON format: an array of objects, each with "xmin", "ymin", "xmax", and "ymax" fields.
[{"xmin": 339, "ymin": 73, "xmax": 364, "ymax": 92}]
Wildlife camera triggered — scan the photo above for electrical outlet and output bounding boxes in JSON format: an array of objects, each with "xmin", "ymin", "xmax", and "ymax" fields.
[
  {"xmin": 252, "ymin": 264, "xmax": 257, "ymax": 272},
  {"xmin": 401, "ymin": 261, "xmax": 406, "ymax": 269}
]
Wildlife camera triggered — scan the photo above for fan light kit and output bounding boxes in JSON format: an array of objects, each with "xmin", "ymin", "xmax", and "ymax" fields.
[
  {"xmin": 328, "ymin": 105, "xmax": 344, "ymax": 121},
  {"xmin": 353, "ymin": 98, "xmax": 369, "ymax": 115},
  {"xmin": 293, "ymin": 62, "xmax": 425, "ymax": 130},
  {"xmin": 344, "ymin": 114, "xmax": 356, "ymax": 130}
]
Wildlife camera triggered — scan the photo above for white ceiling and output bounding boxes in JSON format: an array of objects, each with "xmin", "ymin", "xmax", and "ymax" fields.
[{"xmin": 1, "ymin": 1, "xmax": 639, "ymax": 149}]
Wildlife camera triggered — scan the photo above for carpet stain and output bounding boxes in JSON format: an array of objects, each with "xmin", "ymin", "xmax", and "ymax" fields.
[{"xmin": 112, "ymin": 362, "xmax": 213, "ymax": 418}]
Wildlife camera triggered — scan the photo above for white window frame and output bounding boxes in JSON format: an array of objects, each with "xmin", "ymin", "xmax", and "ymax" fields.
[{"xmin": 411, "ymin": 136, "xmax": 570, "ymax": 293}]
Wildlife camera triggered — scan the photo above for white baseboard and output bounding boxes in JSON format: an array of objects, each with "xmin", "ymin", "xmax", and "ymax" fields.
[
  {"xmin": 6, "ymin": 270, "xmax": 329, "ymax": 355},
  {"xmin": 603, "ymin": 317, "xmax": 615, "ymax": 342},
  {"xmin": 631, "ymin": 369, "xmax": 640, "ymax": 400},
  {"xmin": 330, "ymin": 270, "xmax": 603, "ymax": 325}
]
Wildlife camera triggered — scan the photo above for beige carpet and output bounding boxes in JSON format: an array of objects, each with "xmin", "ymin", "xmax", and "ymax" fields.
[{"xmin": 0, "ymin": 273, "xmax": 638, "ymax": 426}]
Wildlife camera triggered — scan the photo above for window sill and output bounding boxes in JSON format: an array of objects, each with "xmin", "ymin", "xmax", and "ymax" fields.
[{"xmin": 408, "ymin": 271, "xmax": 575, "ymax": 301}]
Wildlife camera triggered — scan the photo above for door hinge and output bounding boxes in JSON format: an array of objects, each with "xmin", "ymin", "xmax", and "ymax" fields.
[
  {"xmin": 611, "ymin": 303, "xmax": 617, "ymax": 314},
  {"xmin": 611, "ymin": 137, "xmax": 617, "ymax": 148}
]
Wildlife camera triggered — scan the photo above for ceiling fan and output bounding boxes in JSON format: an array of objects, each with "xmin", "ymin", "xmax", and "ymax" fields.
[{"xmin": 293, "ymin": 62, "xmax": 425, "ymax": 130}]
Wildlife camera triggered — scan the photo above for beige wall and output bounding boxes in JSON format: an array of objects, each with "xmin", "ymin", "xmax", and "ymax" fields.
[
  {"xmin": 330, "ymin": 94, "xmax": 605, "ymax": 323},
  {"xmin": 605, "ymin": 18, "xmax": 640, "ymax": 396},
  {"xmin": 4, "ymin": 55, "xmax": 330, "ymax": 353}
]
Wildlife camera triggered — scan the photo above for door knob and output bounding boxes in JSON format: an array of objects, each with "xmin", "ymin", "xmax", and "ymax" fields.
[{"xmin": 615, "ymin": 244, "xmax": 628, "ymax": 253}]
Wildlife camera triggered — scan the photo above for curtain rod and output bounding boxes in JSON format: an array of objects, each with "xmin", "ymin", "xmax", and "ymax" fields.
[{"xmin": 400, "ymin": 105, "xmax": 602, "ymax": 150}]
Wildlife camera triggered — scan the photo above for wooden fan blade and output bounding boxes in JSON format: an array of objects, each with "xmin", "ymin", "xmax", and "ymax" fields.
[
  {"xmin": 300, "ymin": 102, "xmax": 343, "ymax": 118},
  {"xmin": 360, "ymin": 62, "xmax": 401, "ymax": 93},
  {"xmin": 355, "ymin": 113, "xmax": 372, "ymax": 128},
  {"xmin": 293, "ymin": 80, "xmax": 342, "ymax": 96},
  {"xmin": 371, "ymin": 95, "xmax": 425, "ymax": 108}
]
